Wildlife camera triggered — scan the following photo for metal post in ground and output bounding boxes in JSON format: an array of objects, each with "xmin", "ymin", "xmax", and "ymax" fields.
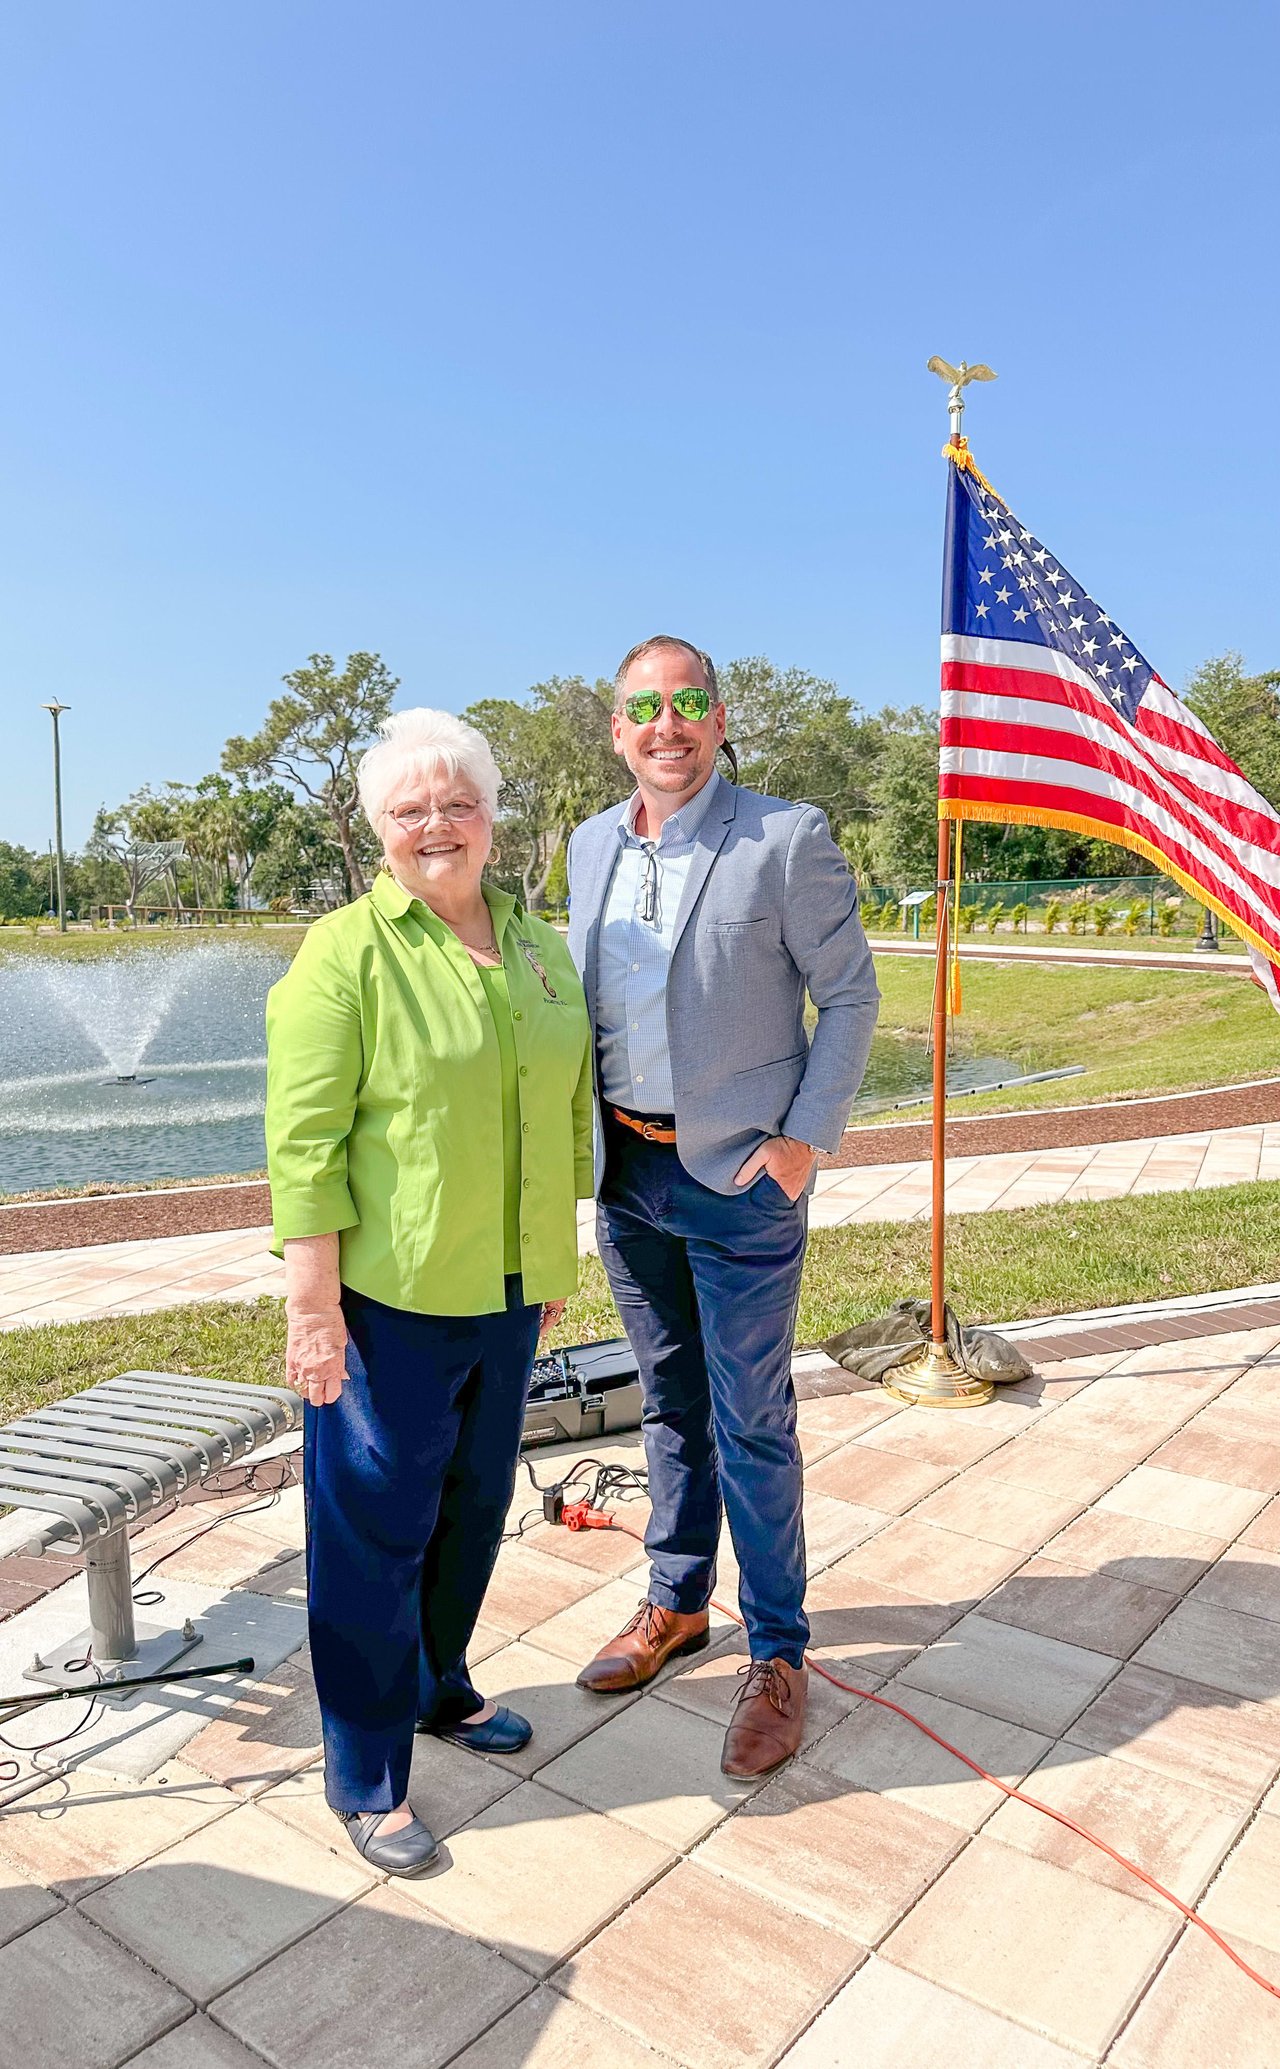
[{"xmin": 41, "ymin": 700, "xmax": 70, "ymax": 933}]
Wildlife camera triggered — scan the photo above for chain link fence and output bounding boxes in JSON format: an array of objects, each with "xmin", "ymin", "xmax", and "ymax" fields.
[{"xmin": 861, "ymin": 874, "xmax": 1219, "ymax": 942}]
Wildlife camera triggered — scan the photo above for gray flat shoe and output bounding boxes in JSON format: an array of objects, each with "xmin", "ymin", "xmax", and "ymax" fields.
[{"xmin": 335, "ymin": 1808, "xmax": 439, "ymax": 1876}]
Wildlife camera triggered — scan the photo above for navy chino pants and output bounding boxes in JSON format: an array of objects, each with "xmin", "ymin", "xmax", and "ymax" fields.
[
  {"xmin": 596, "ymin": 1121, "xmax": 810, "ymax": 1665},
  {"xmin": 303, "ymin": 1278, "xmax": 541, "ymax": 1814}
]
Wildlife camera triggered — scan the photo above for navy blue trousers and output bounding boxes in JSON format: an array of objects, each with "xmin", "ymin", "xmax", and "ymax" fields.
[
  {"xmin": 596, "ymin": 1122, "xmax": 810, "ymax": 1665},
  {"xmin": 303, "ymin": 1278, "xmax": 541, "ymax": 1814}
]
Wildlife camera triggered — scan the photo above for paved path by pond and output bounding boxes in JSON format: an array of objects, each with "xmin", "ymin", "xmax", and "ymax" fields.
[
  {"xmin": 0, "ymin": 1118, "xmax": 1276, "ymax": 1332},
  {"xmin": 4, "ymin": 1311, "xmax": 1280, "ymax": 2063},
  {"xmin": 866, "ymin": 934, "xmax": 1255, "ymax": 974}
]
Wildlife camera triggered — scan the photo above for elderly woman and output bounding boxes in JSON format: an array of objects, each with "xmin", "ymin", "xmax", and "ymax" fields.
[{"xmin": 266, "ymin": 708, "xmax": 592, "ymax": 1877}]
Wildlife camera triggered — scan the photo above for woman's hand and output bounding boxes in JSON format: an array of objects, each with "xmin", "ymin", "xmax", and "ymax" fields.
[
  {"xmin": 283, "ymin": 1235, "xmax": 345, "ymax": 1407},
  {"xmin": 539, "ymin": 1299, "xmax": 567, "ymax": 1343},
  {"xmin": 285, "ymin": 1306, "xmax": 348, "ymax": 1407}
]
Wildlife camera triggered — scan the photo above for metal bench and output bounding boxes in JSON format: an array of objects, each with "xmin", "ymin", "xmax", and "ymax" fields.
[{"xmin": 0, "ymin": 1370, "xmax": 300, "ymax": 1691}]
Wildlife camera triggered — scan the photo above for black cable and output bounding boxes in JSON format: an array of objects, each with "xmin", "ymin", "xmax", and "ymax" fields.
[
  {"xmin": 0, "ymin": 1662, "xmax": 105, "ymax": 1783},
  {"xmin": 514, "ymin": 1454, "xmax": 650, "ymax": 1536},
  {"xmin": 501, "ymin": 1506, "xmax": 543, "ymax": 1544},
  {"xmin": 130, "ymin": 1451, "xmax": 301, "ymax": 1603},
  {"xmin": 0, "ymin": 1446, "xmax": 298, "ymax": 1783}
]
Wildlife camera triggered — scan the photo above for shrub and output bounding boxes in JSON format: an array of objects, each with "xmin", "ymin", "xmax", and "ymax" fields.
[
  {"xmin": 1123, "ymin": 899, "xmax": 1145, "ymax": 937},
  {"xmin": 1043, "ymin": 898, "xmax": 1063, "ymax": 934},
  {"xmin": 1011, "ymin": 901, "xmax": 1030, "ymax": 933},
  {"xmin": 1067, "ymin": 899, "xmax": 1089, "ymax": 935},
  {"xmin": 1093, "ymin": 901, "xmax": 1116, "ymax": 936},
  {"xmin": 984, "ymin": 900, "xmax": 1006, "ymax": 935},
  {"xmin": 1157, "ymin": 900, "xmax": 1179, "ymax": 937},
  {"xmin": 880, "ymin": 900, "xmax": 898, "ymax": 931},
  {"xmin": 958, "ymin": 903, "xmax": 980, "ymax": 934}
]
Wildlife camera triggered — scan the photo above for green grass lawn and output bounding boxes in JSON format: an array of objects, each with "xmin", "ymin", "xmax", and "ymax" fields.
[
  {"xmin": 851, "ymin": 954, "xmax": 1280, "ymax": 1123},
  {"xmin": 4, "ymin": 1179, "xmax": 1277, "ymax": 1422},
  {"xmin": 0, "ymin": 925, "xmax": 309, "ymax": 963}
]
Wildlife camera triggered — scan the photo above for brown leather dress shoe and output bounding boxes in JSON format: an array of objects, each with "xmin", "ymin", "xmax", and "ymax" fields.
[
  {"xmin": 720, "ymin": 1658, "xmax": 808, "ymax": 1777},
  {"xmin": 576, "ymin": 1599, "xmax": 712, "ymax": 1693}
]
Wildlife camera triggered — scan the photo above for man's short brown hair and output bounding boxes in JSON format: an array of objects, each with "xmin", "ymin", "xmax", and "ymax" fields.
[{"xmin": 613, "ymin": 634, "xmax": 719, "ymax": 709}]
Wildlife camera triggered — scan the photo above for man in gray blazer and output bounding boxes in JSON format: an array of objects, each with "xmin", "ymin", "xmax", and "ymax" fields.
[{"xmin": 566, "ymin": 633, "xmax": 879, "ymax": 1777}]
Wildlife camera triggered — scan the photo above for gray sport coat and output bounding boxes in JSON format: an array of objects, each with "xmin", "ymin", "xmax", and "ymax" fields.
[{"xmin": 566, "ymin": 780, "xmax": 880, "ymax": 1194}]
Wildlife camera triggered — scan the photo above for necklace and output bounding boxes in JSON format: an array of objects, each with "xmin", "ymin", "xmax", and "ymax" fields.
[{"xmin": 451, "ymin": 919, "xmax": 501, "ymax": 964}]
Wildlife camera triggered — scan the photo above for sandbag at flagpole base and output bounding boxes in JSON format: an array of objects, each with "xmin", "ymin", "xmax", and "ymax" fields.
[{"xmin": 823, "ymin": 1298, "xmax": 1031, "ymax": 1407}]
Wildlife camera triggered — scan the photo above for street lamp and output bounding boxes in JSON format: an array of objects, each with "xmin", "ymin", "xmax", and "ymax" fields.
[
  {"xmin": 1193, "ymin": 904, "xmax": 1220, "ymax": 953},
  {"xmin": 40, "ymin": 701, "xmax": 70, "ymax": 934}
]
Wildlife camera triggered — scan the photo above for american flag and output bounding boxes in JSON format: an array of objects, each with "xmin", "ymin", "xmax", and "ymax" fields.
[{"xmin": 940, "ymin": 444, "xmax": 1280, "ymax": 1009}]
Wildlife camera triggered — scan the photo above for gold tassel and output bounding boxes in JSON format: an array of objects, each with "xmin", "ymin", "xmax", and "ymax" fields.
[
  {"xmin": 949, "ymin": 819, "xmax": 963, "ymax": 1016},
  {"xmin": 943, "ymin": 435, "xmax": 1005, "ymax": 505}
]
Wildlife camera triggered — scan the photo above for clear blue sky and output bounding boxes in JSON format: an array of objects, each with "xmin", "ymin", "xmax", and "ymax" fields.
[{"xmin": 3, "ymin": 3, "xmax": 1277, "ymax": 850}]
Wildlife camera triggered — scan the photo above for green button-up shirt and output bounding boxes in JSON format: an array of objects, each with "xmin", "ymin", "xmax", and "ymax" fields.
[{"xmin": 265, "ymin": 869, "xmax": 593, "ymax": 1315}]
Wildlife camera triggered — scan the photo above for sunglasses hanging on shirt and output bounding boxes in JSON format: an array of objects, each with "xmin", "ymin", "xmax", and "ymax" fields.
[{"xmin": 638, "ymin": 841, "xmax": 659, "ymax": 924}]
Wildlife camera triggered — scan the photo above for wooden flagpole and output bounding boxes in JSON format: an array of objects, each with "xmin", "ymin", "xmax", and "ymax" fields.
[
  {"xmin": 882, "ymin": 364, "xmax": 995, "ymax": 1409},
  {"xmin": 930, "ymin": 813, "xmax": 953, "ymax": 1351}
]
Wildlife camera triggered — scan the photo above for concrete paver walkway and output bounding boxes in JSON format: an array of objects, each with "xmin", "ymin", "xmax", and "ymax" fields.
[
  {"xmin": 3, "ymin": 1319, "xmax": 1280, "ymax": 2063},
  {"xmin": 866, "ymin": 934, "xmax": 1255, "ymax": 974},
  {"xmin": 0, "ymin": 1120, "xmax": 1275, "ymax": 1332}
]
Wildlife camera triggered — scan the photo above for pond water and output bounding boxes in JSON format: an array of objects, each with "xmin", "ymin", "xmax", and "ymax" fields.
[
  {"xmin": 0, "ymin": 944, "xmax": 1025, "ymax": 1195},
  {"xmin": 849, "ymin": 1031, "xmax": 1026, "ymax": 1115},
  {"xmin": 0, "ymin": 944, "xmax": 287, "ymax": 1194}
]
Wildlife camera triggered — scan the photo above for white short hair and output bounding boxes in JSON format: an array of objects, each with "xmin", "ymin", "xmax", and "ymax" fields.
[{"xmin": 357, "ymin": 708, "xmax": 501, "ymax": 828}]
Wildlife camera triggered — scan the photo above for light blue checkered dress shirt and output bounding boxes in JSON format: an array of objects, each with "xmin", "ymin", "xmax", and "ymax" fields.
[{"xmin": 595, "ymin": 771, "xmax": 723, "ymax": 1115}]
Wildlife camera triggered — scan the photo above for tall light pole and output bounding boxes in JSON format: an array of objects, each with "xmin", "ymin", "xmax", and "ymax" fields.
[{"xmin": 41, "ymin": 701, "xmax": 70, "ymax": 934}]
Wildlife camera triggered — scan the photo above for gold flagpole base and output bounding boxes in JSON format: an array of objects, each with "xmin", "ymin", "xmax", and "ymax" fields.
[{"xmin": 882, "ymin": 1340, "xmax": 995, "ymax": 1410}]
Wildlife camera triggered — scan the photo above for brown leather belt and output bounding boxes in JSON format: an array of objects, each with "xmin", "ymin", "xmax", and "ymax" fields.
[{"xmin": 609, "ymin": 1105, "xmax": 678, "ymax": 1144}]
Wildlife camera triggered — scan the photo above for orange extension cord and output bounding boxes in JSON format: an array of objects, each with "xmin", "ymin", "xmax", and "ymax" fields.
[{"xmin": 564, "ymin": 1501, "xmax": 1280, "ymax": 2005}]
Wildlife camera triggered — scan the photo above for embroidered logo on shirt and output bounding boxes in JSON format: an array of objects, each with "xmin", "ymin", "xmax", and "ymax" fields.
[{"xmin": 516, "ymin": 938, "xmax": 561, "ymax": 1000}]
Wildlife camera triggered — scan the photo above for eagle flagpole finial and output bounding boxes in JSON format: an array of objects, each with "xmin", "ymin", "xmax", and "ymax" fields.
[{"xmin": 927, "ymin": 356, "xmax": 997, "ymax": 443}]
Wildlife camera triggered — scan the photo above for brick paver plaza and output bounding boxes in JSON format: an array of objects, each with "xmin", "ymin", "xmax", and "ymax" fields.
[{"xmin": 3, "ymin": 1313, "xmax": 1280, "ymax": 2065}]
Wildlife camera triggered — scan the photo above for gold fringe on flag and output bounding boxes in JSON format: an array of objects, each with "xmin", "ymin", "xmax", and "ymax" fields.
[{"xmin": 949, "ymin": 819, "xmax": 963, "ymax": 1016}]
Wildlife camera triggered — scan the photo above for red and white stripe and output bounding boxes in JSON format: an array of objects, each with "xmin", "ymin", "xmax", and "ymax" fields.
[{"xmin": 940, "ymin": 634, "xmax": 1280, "ymax": 982}]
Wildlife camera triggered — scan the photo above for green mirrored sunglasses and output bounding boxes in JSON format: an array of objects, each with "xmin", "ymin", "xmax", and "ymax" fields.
[{"xmin": 622, "ymin": 685, "xmax": 713, "ymax": 726}]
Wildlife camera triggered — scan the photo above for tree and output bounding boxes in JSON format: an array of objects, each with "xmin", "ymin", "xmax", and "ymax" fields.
[
  {"xmin": 465, "ymin": 677, "xmax": 630, "ymax": 908},
  {"xmin": 1184, "ymin": 652, "xmax": 1280, "ymax": 809},
  {"xmin": 837, "ymin": 817, "xmax": 879, "ymax": 890},
  {"xmin": 251, "ymin": 799, "xmax": 344, "ymax": 910},
  {"xmin": 177, "ymin": 779, "xmax": 242, "ymax": 908},
  {"xmin": 122, "ymin": 787, "xmax": 187, "ymax": 908},
  {"xmin": 65, "ymin": 846, "xmax": 128, "ymax": 917},
  {"xmin": 223, "ymin": 652, "xmax": 397, "ymax": 899},
  {"xmin": 86, "ymin": 806, "xmax": 185, "ymax": 918},
  {"xmin": 719, "ymin": 658, "xmax": 883, "ymax": 834},
  {"xmin": 0, "ymin": 842, "xmax": 46, "ymax": 917},
  {"xmin": 867, "ymin": 726, "xmax": 941, "ymax": 890}
]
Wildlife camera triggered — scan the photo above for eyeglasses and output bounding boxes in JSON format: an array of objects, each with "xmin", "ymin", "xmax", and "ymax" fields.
[
  {"xmin": 388, "ymin": 799, "xmax": 481, "ymax": 831},
  {"xmin": 622, "ymin": 686, "xmax": 713, "ymax": 727}
]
